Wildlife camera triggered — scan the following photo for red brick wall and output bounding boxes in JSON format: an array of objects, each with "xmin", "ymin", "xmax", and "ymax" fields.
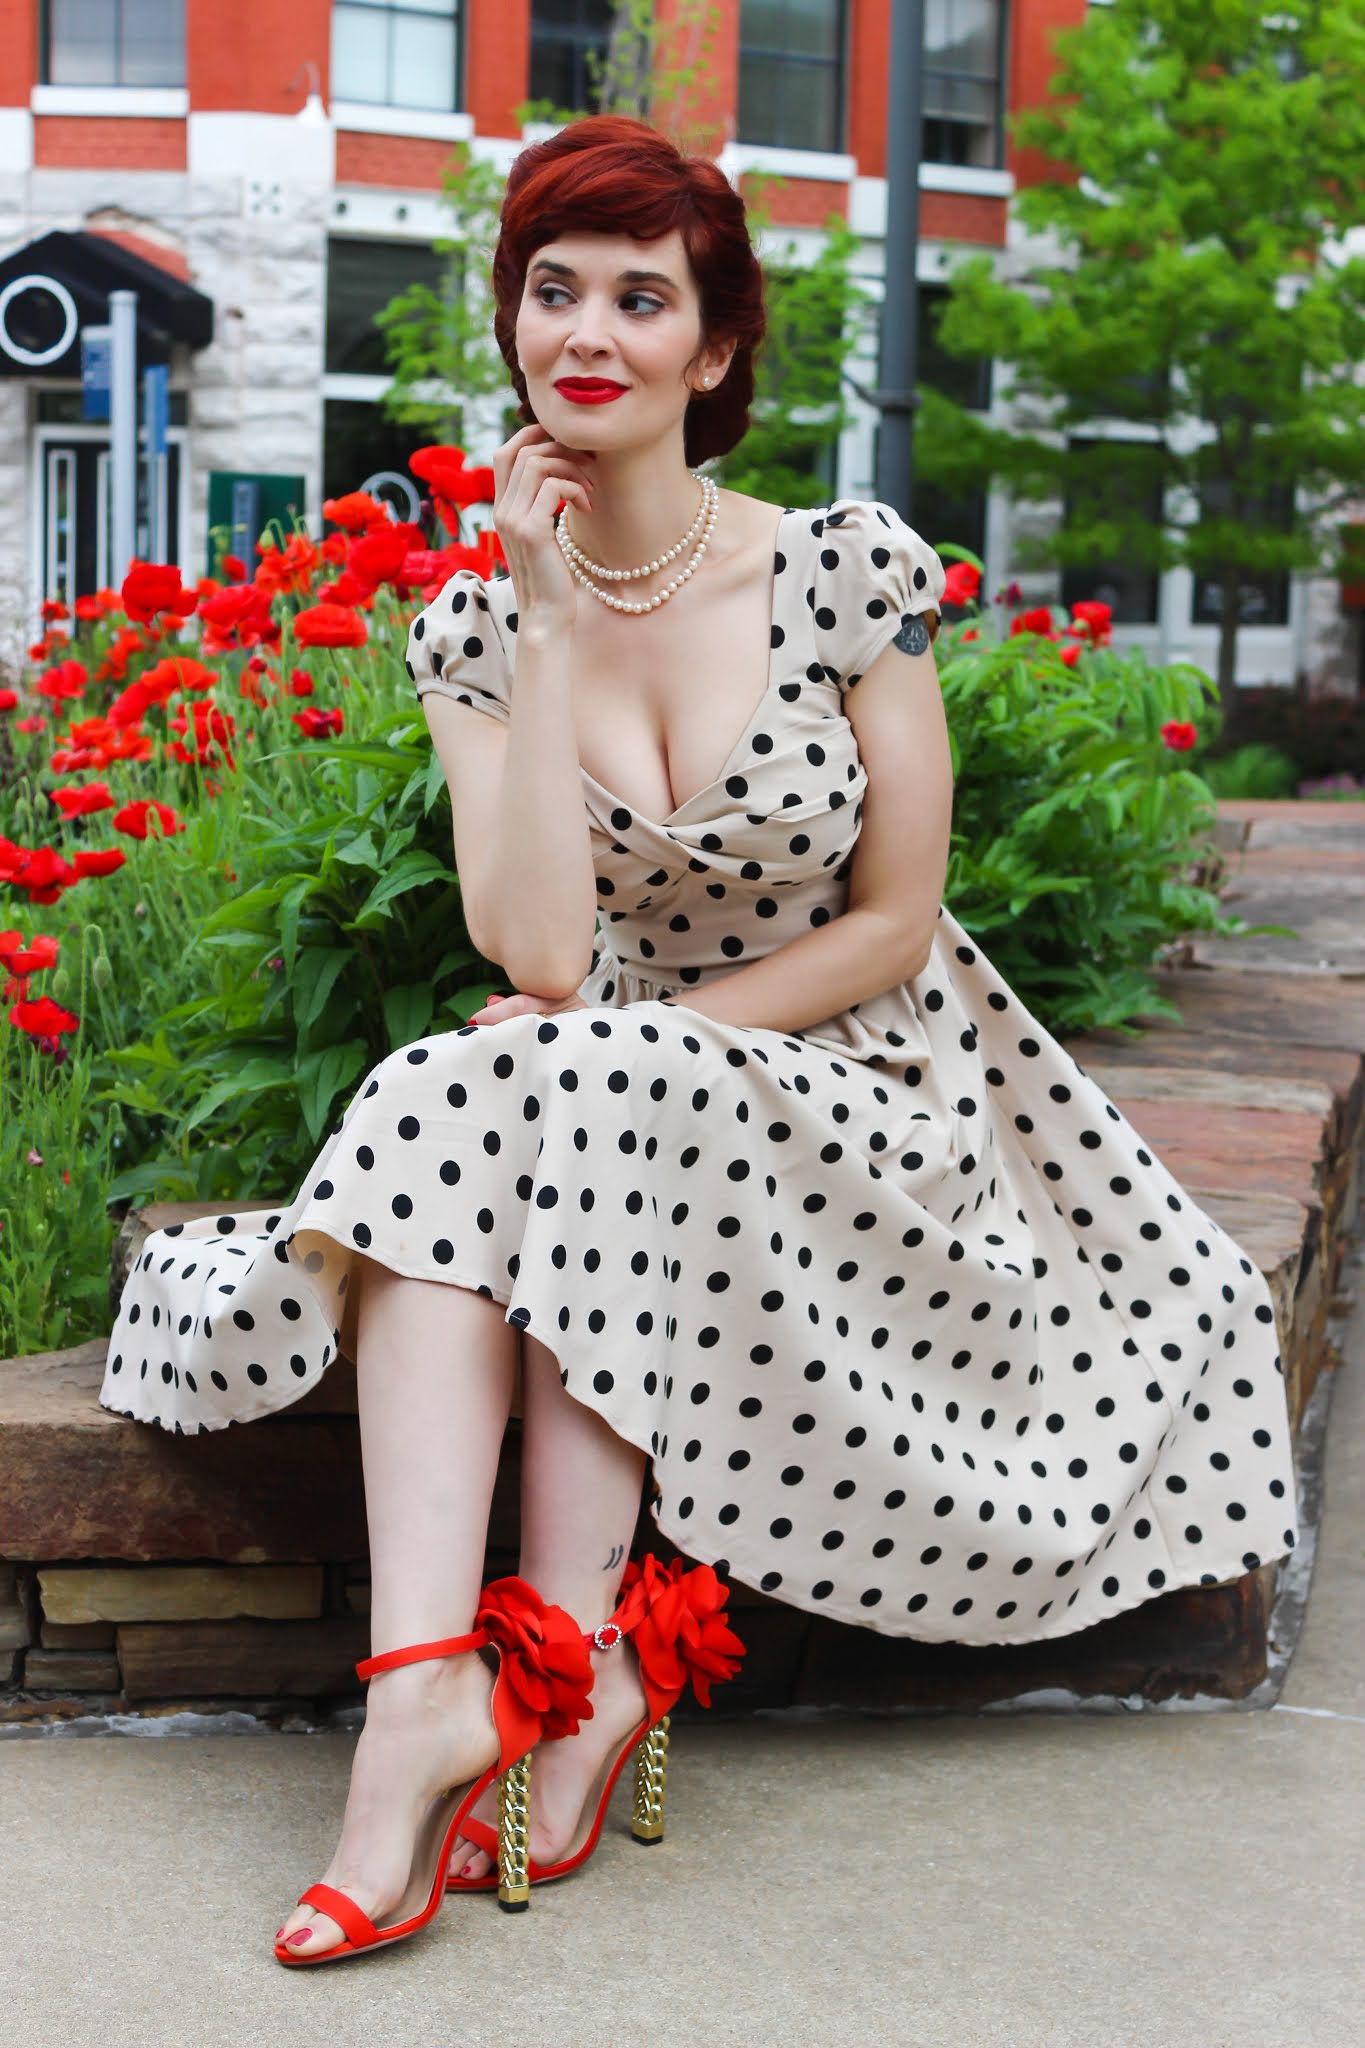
[
  {"xmin": 33, "ymin": 118, "xmax": 188, "ymax": 171},
  {"xmin": 849, "ymin": 0, "xmax": 892, "ymax": 178},
  {"xmin": 335, "ymin": 131, "xmax": 461, "ymax": 190},
  {"xmin": 188, "ymin": 0, "xmax": 334, "ymax": 114},
  {"xmin": 467, "ymin": 0, "xmax": 530, "ymax": 138},
  {"xmin": 922, "ymin": 189, "xmax": 1008, "ymax": 247},
  {"xmin": 0, "ymin": 0, "xmax": 36, "ymax": 103},
  {"xmin": 1008, "ymin": 0, "xmax": 1088, "ymax": 189}
]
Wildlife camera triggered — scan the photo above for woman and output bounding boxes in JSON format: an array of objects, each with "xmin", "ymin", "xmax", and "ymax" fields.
[{"xmin": 101, "ymin": 115, "xmax": 1300, "ymax": 1963}]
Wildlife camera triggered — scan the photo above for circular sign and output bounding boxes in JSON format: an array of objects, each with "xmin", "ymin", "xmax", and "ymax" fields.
[
  {"xmin": 0, "ymin": 274, "xmax": 79, "ymax": 367},
  {"xmin": 361, "ymin": 469, "xmax": 422, "ymax": 523}
]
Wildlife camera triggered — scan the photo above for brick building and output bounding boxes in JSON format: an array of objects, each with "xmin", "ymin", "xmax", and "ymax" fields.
[{"xmin": 0, "ymin": 0, "xmax": 1356, "ymax": 689}]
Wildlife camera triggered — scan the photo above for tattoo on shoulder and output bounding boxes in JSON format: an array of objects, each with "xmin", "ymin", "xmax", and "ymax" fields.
[{"xmin": 893, "ymin": 613, "xmax": 931, "ymax": 657}]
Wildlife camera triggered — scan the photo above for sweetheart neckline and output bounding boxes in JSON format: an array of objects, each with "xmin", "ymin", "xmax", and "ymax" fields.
[{"xmin": 549, "ymin": 503, "xmax": 795, "ymax": 830}]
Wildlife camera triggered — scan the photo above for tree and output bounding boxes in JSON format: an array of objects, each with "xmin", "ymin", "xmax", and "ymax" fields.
[
  {"xmin": 915, "ymin": 0, "xmax": 1365, "ymax": 696},
  {"xmin": 374, "ymin": 2, "xmax": 872, "ymax": 510}
]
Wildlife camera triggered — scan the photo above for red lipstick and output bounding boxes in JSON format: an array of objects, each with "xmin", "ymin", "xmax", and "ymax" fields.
[{"xmin": 555, "ymin": 379, "xmax": 628, "ymax": 405}]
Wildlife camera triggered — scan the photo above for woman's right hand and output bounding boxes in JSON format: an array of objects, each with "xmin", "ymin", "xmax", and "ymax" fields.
[{"xmin": 490, "ymin": 422, "xmax": 596, "ymax": 631}]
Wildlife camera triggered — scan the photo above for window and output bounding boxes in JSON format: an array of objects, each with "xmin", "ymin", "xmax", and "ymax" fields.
[
  {"xmin": 918, "ymin": 285, "xmax": 991, "ymax": 412},
  {"xmin": 911, "ymin": 476, "xmax": 986, "ymax": 567},
  {"xmin": 923, "ymin": 0, "xmax": 1007, "ymax": 169},
  {"xmin": 324, "ymin": 400, "xmax": 452, "ymax": 510},
  {"xmin": 332, "ymin": 0, "xmax": 463, "ymax": 114},
  {"xmin": 1190, "ymin": 473, "xmax": 1293, "ymax": 629},
  {"xmin": 43, "ymin": 0, "xmax": 185, "ymax": 87},
  {"xmin": 325, "ymin": 236, "xmax": 451, "ymax": 378},
  {"xmin": 529, "ymin": 0, "xmax": 620, "ymax": 115},
  {"xmin": 738, "ymin": 1, "xmax": 847, "ymax": 154},
  {"xmin": 324, "ymin": 237, "xmax": 462, "ymax": 512},
  {"xmin": 1060, "ymin": 435, "xmax": 1162, "ymax": 624}
]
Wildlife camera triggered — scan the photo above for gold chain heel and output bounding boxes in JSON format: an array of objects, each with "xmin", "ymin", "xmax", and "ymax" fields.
[
  {"xmin": 630, "ymin": 1713, "xmax": 670, "ymax": 1844},
  {"xmin": 497, "ymin": 1750, "xmax": 534, "ymax": 1910}
]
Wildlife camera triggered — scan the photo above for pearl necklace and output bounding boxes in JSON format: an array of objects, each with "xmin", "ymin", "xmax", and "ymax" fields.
[{"xmin": 556, "ymin": 471, "xmax": 719, "ymax": 614}]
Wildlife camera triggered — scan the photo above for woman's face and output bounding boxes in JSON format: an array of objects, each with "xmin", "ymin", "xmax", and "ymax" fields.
[{"xmin": 515, "ymin": 228, "xmax": 728, "ymax": 448}]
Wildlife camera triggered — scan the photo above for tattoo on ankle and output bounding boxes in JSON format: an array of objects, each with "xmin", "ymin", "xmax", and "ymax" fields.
[{"xmin": 603, "ymin": 1541, "xmax": 624, "ymax": 1570}]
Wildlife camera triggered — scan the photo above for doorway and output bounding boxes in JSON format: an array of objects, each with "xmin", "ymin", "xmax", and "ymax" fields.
[{"xmin": 31, "ymin": 422, "xmax": 188, "ymax": 617}]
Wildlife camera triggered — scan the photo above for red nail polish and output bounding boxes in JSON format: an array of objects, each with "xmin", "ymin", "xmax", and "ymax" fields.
[{"xmin": 286, "ymin": 1928, "xmax": 313, "ymax": 1946}]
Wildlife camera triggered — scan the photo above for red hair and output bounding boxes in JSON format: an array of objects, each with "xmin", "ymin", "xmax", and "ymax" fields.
[{"xmin": 492, "ymin": 114, "xmax": 767, "ymax": 467}]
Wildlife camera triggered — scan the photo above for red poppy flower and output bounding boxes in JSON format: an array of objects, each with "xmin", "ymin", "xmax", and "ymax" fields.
[
  {"xmin": 323, "ymin": 490, "xmax": 389, "ymax": 533},
  {"xmin": 254, "ymin": 534, "xmax": 320, "ymax": 599},
  {"xmin": 112, "ymin": 798, "xmax": 186, "ymax": 842},
  {"xmin": 1009, "ymin": 606, "xmax": 1056, "ymax": 639},
  {"xmin": 294, "ymin": 603, "xmax": 368, "ymax": 649},
  {"xmin": 1066, "ymin": 599, "xmax": 1113, "ymax": 647},
  {"xmin": 49, "ymin": 781, "xmax": 116, "ymax": 820},
  {"xmin": 347, "ymin": 522, "xmax": 424, "ymax": 591},
  {"xmin": 34, "ymin": 659, "xmax": 88, "ymax": 701},
  {"xmin": 0, "ymin": 689, "xmax": 18, "ymax": 712},
  {"xmin": 476, "ymin": 1575, "xmax": 595, "ymax": 1756},
  {"xmin": 9, "ymin": 994, "xmax": 80, "ymax": 1038},
  {"xmin": 293, "ymin": 705, "xmax": 344, "ymax": 738},
  {"xmin": 199, "ymin": 584, "xmax": 279, "ymax": 653},
  {"xmin": 0, "ymin": 931, "xmax": 60, "ymax": 977},
  {"xmin": 121, "ymin": 560, "xmax": 198, "ymax": 624},
  {"xmin": 942, "ymin": 561, "xmax": 982, "ymax": 608}
]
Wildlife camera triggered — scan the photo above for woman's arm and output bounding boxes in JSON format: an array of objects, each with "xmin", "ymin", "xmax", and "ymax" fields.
[{"xmin": 476, "ymin": 619, "xmax": 599, "ymax": 998}]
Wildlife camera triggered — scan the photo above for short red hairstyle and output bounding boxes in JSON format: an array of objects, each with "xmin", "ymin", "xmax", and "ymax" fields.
[{"xmin": 492, "ymin": 114, "xmax": 767, "ymax": 467}]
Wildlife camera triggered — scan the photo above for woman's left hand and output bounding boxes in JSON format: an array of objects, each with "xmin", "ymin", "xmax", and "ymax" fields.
[{"xmin": 468, "ymin": 990, "xmax": 589, "ymax": 1026}]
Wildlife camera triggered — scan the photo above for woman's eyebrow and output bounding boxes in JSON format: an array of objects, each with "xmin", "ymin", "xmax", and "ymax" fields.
[{"xmin": 529, "ymin": 259, "xmax": 678, "ymax": 289}]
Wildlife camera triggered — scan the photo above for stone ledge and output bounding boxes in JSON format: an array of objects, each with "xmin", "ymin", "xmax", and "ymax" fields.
[{"xmin": 3, "ymin": 803, "xmax": 1362, "ymax": 1716}]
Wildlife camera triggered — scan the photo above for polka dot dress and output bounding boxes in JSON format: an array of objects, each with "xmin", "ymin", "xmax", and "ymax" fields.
[{"xmin": 100, "ymin": 499, "xmax": 1300, "ymax": 1646}]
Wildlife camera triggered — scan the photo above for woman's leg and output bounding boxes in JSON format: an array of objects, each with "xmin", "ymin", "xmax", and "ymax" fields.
[
  {"xmin": 449, "ymin": 1332, "xmax": 649, "ymax": 1879},
  {"xmin": 277, "ymin": 1256, "xmax": 516, "ymax": 1956}
]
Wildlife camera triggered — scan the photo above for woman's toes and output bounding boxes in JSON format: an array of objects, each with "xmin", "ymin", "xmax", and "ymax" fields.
[{"xmin": 448, "ymin": 1839, "xmax": 493, "ymax": 1881}]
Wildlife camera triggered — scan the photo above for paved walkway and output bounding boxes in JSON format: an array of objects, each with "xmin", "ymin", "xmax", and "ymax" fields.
[{"xmin": 2, "ymin": 1218, "xmax": 1360, "ymax": 2048}]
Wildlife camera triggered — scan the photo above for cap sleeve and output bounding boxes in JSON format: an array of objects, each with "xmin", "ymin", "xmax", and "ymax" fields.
[
  {"xmin": 405, "ymin": 568, "xmax": 512, "ymax": 724},
  {"xmin": 812, "ymin": 498, "xmax": 946, "ymax": 693}
]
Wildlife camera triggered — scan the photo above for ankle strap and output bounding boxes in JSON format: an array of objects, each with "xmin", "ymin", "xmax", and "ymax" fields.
[{"xmin": 355, "ymin": 1625, "xmax": 487, "ymax": 1681}]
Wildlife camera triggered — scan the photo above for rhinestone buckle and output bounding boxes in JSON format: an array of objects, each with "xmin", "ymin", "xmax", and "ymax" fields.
[{"xmin": 593, "ymin": 1621, "xmax": 625, "ymax": 1651}]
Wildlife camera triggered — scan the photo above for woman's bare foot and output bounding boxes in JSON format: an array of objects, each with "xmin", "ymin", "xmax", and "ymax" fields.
[
  {"xmin": 276, "ymin": 1651, "xmax": 499, "ymax": 1957},
  {"xmin": 446, "ymin": 1635, "xmax": 649, "ymax": 1882}
]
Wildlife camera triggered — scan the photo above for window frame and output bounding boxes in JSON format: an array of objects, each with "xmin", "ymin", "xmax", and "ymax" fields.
[
  {"xmin": 330, "ymin": 0, "xmax": 465, "ymax": 117},
  {"xmin": 736, "ymin": 0, "xmax": 851, "ymax": 156},
  {"xmin": 40, "ymin": 0, "xmax": 187, "ymax": 89},
  {"xmin": 921, "ymin": 0, "xmax": 1009, "ymax": 172}
]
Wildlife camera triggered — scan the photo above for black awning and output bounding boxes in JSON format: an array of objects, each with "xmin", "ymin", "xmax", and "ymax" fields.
[{"xmin": 0, "ymin": 229, "xmax": 214, "ymax": 378}]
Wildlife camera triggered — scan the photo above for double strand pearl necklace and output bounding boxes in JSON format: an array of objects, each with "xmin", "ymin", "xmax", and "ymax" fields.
[{"xmin": 556, "ymin": 469, "xmax": 719, "ymax": 615}]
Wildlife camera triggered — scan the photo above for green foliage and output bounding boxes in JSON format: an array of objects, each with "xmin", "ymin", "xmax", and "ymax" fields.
[
  {"xmin": 916, "ymin": 0, "xmax": 1365, "ymax": 694},
  {"xmin": 92, "ymin": 697, "xmax": 497, "ymax": 1213},
  {"xmin": 929, "ymin": 613, "xmax": 1296, "ymax": 1036}
]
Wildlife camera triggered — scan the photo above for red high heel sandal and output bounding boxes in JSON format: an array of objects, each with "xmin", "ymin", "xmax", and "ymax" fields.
[
  {"xmin": 445, "ymin": 1554, "xmax": 745, "ymax": 1896},
  {"xmin": 273, "ymin": 1576, "xmax": 593, "ymax": 1965}
]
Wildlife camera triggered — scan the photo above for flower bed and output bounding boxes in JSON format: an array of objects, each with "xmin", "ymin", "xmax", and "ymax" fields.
[{"xmin": 2, "ymin": 461, "xmax": 1242, "ymax": 1366}]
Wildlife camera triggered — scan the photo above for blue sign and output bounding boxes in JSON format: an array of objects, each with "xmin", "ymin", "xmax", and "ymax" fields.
[
  {"xmin": 143, "ymin": 363, "xmax": 169, "ymax": 458},
  {"xmin": 81, "ymin": 326, "xmax": 112, "ymax": 421}
]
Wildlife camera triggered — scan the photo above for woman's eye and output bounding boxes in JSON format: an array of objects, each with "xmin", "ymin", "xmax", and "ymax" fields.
[{"xmin": 533, "ymin": 285, "xmax": 662, "ymax": 315}]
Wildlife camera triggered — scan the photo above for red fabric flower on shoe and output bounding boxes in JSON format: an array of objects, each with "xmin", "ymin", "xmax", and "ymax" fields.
[
  {"xmin": 477, "ymin": 1575, "xmax": 595, "ymax": 1760},
  {"xmin": 613, "ymin": 1556, "xmax": 746, "ymax": 1716}
]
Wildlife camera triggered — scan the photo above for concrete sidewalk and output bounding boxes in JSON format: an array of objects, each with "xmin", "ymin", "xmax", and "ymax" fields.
[{"xmin": 4, "ymin": 1233, "xmax": 1361, "ymax": 2048}]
